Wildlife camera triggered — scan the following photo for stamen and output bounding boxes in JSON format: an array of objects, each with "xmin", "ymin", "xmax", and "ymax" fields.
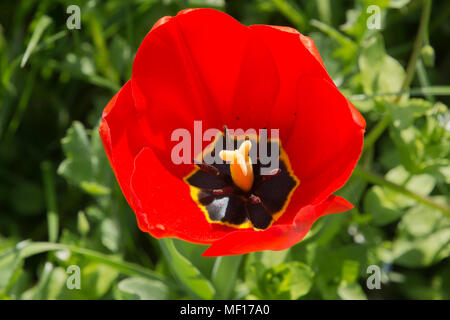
[
  {"xmin": 212, "ymin": 186, "xmax": 234, "ymax": 195},
  {"xmin": 219, "ymin": 140, "xmax": 254, "ymax": 192},
  {"xmin": 249, "ymin": 194, "xmax": 262, "ymax": 204},
  {"xmin": 195, "ymin": 162, "xmax": 220, "ymax": 176}
]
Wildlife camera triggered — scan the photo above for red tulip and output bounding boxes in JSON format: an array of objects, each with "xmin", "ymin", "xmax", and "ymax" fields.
[{"xmin": 99, "ymin": 8, "xmax": 365, "ymax": 256}]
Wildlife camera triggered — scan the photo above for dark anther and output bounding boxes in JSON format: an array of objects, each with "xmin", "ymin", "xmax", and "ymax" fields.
[
  {"xmin": 249, "ymin": 194, "xmax": 262, "ymax": 204},
  {"xmin": 213, "ymin": 186, "xmax": 234, "ymax": 195},
  {"xmin": 195, "ymin": 162, "xmax": 220, "ymax": 176}
]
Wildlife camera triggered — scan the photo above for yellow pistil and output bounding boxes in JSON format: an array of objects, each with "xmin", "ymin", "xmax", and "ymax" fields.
[{"xmin": 219, "ymin": 140, "xmax": 254, "ymax": 192}]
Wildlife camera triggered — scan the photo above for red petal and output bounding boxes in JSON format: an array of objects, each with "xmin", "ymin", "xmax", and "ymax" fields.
[
  {"xmin": 99, "ymin": 94, "xmax": 117, "ymax": 164},
  {"xmin": 131, "ymin": 8, "xmax": 280, "ymax": 177},
  {"xmin": 130, "ymin": 147, "xmax": 233, "ymax": 243},
  {"xmin": 99, "ymin": 81, "xmax": 147, "ymax": 212},
  {"xmin": 249, "ymin": 25, "xmax": 330, "ymax": 141},
  {"xmin": 150, "ymin": 16, "xmax": 172, "ymax": 32},
  {"xmin": 299, "ymin": 33, "xmax": 326, "ymax": 69},
  {"xmin": 277, "ymin": 77, "xmax": 365, "ymax": 225},
  {"xmin": 202, "ymin": 195, "xmax": 352, "ymax": 256}
]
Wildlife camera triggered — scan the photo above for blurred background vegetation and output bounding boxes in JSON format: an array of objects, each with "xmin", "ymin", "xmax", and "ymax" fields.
[{"xmin": 0, "ymin": 0, "xmax": 449, "ymax": 300}]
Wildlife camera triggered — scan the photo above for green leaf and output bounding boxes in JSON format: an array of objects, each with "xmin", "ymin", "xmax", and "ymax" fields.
[
  {"xmin": 309, "ymin": 244, "xmax": 370, "ymax": 299},
  {"xmin": 337, "ymin": 281, "xmax": 367, "ymax": 300},
  {"xmin": 393, "ymin": 229, "xmax": 450, "ymax": 268},
  {"xmin": 58, "ymin": 122, "xmax": 94, "ymax": 184},
  {"xmin": 211, "ymin": 255, "xmax": 242, "ymax": 299},
  {"xmin": 158, "ymin": 238, "xmax": 215, "ymax": 299},
  {"xmin": 359, "ymin": 34, "xmax": 405, "ymax": 96},
  {"xmin": 79, "ymin": 262, "xmax": 119, "ymax": 298},
  {"xmin": 262, "ymin": 262, "xmax": 314, "ymax": 299},
  {"xmin": 393, "ymin": 198, "xmax": 450, "ymax": 268},
  {"xmin": 77, "ymin": 211, "xmax": 90, "ymax": 237},
  {"xmin": 172, "ymin": 239, "xmax": 216, "ymax": 279},
  {"xmin": 100, "ymin": 218, "xmax": 120, "ymax": 253},
  {"xmin": 80, "ymin": 181, "xmax": 110, "ymax": 196},
  {"xmin": 341, "ymin": 260, "xmax": 360, "ymax": 284},
  {"xmin": 398, "ymin": 199, "xmax": 449, "ymax": 238},
  {"xmin": 245, "ymin": 252, "xmax": 313, "ymax": 300},
  {"xmin": 116, "ymin": 277, "xmax": 169, "ymax": 300},
  {"xmin": 363, "ymin": 166, "xmax": 436, "ymax": 225},
  {"xmin": 286, "ymin": 263, "xmax": 314, "ymax": 299},
  {"xmin": 363, "ymin": 186, "xmax": 406, "ymax": 225},
  {"xmin": 386, "ymin": 166, "xmax": 436, "ymax": 197},
  {"xmin": 58, "ymin": 121, "xmax": 112, "ymax": 196},
  {"xmin": 387, "ymin": 98, "xmax": 433, "ymax": 129},
  {"xmin": 310, "ymin": 19, "xmax": 358, "ymax": 72},
  {"xmin": 389, "ymin": 126, "xmax": 422, "ymax": 172},
  {"xmin": 387, "ymin": 101, "xmax": 450, "ymax": 173}
]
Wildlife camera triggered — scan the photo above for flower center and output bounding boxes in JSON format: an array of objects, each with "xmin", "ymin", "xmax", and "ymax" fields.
[
  {"xmin": 219, "ymin": 140, "xmax": 254, "ymax": 192},
  {"xmin": 183, "ymin": 129, "xmax": 299, "ymax": 230}
]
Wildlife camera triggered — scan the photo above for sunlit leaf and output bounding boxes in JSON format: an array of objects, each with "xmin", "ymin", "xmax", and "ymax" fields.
[
  {"xmin": 158, "ymin": 238, "xmax": 215, "ymax": 299},
  {"xmin": 116, "ymin": 277, "xmax": 170, "ymax": 300}
]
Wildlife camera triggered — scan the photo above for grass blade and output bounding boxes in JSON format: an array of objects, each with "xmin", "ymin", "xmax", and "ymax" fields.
[
  {"xmin": 20, "ymin": 15, "xmax": 52, "ymax": 68},
  {"xmin": 0, "ymin": 241, "xmax": 176, "ymax": 288},
  {"xmin": 41, "ymin": 161, "xmax": 59, "ymax": 243}
]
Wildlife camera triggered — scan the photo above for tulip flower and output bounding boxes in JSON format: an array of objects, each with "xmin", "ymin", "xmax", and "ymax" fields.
[{"xmin": 99, "ymin": 8, "xmax": 365, "ymax": 256}]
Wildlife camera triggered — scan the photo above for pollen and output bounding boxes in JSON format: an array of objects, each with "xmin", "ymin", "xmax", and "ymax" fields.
[{"xmin": 219, "ymin": 140, "xmax": 254, "ymax": 192}]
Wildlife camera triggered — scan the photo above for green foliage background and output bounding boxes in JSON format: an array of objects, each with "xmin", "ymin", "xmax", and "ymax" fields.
[{"xmin": 0, "ymin": 0, "xmax": 449, "ymax": 300}]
